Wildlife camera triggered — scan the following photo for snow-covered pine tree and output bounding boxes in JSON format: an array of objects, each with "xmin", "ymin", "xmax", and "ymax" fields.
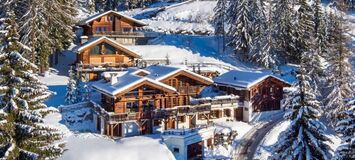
[
  {"xmin": 213, "ymin": 0, "xmax": 228, "ymax": 54},
  {"xmin": 227, "ymin": 0, "xmax": 260, "ymax": 59},
  {"xmin": 333, "ymin": 98, "xmax": 355, "ymax": 160},
  {"xmin": 324, "ymin": 11, "xmax": 354, "ymax": 126},
  {"xmin": 249, "ymin": 0, "xmax": 278, "ymax": 69},
  {"xmin": 213, "ymin": 0, "xmax": 227, "ymax": 36},
  {"xmin": 292, "ymin": 0, "xmax": 315, "ymax": 63},
  {"xmin": 65, "ymin": 66, "xmax": 78, "ymax": 105},
  {"xmin": 0, "ymin": 12, "xmax": 62, "ymax": 159},
  {"xmin": 19, "ymin": 0, "xmax": 77, "ymax": 73},
  {"xmin": 273, "ymin": 55, "xmax": 332, "ymax": 160},
  {"xmin": 76, "ymin": 72, "xmax": 90, "ymax": 102},
  {"xmin": 271, "ymin": 0, "xmax": 296, "ymax": 63}
]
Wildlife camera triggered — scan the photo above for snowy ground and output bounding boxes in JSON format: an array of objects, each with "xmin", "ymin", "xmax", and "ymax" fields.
[
  {"xmin": 205, "ymin": 120, "xmax": 254, "ymax": 159},
  {"xmin": 125, "ymin": 1, "xmax": 216, "ymax": 35},
  {"xmin": 44, "ymin": 111, "xmax": 175, "ymax": 160},
  {"xmin": 253, "ymin": 120, "xmax": 341, "ymax": 160}
]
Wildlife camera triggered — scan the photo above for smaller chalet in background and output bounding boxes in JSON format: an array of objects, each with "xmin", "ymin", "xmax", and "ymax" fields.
[
  {"xmin": 214, "ymin": 70, "xmax": 291, "ymax": 121},
  {"xmin": 77, "ymin": 10, "xmax": 151, "ymax": 45},
  {"xmin": 75, "ymin": 36, "xmax": 141, "ymax": 80}
]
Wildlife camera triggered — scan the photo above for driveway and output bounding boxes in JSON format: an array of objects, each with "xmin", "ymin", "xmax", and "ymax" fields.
[{"xmin": 233, "ymin": 112, "xmax": 284, "ymax": 160}]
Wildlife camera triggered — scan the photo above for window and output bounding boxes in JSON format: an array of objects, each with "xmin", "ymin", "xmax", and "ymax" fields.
[
  {"xmin": 178, "ymin": 116, "xmax": 186, "ymax": 123},
  {"xmin": 104, "ymin": 43, "xmax": 117, "ymax": 54},
  {"xmin": 123, "ymin": 27, "xmax": 131, "ymax": 32},
  {"xmin": 96, "ymin": 27, "xmax": 101, "ymax": 32},
  {"xmin": 102, "ymin": 27, "xmax": 106, "ymax": 31},
  {"xmin": 107, "ymin": 16, "xmax": 113, "ymax": 22},
  {"xmin": 90, "ymin": 45, "xmax": 101, "ymax": 55},
  {"xmin": 173, "ymin": 148, "xmax": 179, "ymax": 153}
]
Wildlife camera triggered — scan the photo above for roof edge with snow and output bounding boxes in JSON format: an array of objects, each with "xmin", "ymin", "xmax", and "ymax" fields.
[
  {"xmin": 76, "ymin": 36, "xmax": 141, "ymax": 58},
  {"xmin": 78, "ymin": 10, "xmax": 147, "ymax": 26}
]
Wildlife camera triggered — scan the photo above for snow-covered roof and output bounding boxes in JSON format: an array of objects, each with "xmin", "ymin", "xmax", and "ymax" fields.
[
  {"xmin": 144, "ymin": 65, "xmax": 213, "ymax": 84},
  {"xmin": 75, "ymin": 36, "xmax": 141, "ymax": 58},
  {"xmin": 78, "ymin": 10, "xmax": 147, "ymax": 26},
  {"xmin": 92, "ymin": 65, "xmax": 213, "ymax": 96},
  {"xmin": 213, "ymin": 70, "xmax": 291, "ymax": 89}
]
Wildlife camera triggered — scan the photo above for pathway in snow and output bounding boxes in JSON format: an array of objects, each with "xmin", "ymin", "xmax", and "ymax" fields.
[{"xmin": 233, "ymin": 112, "xmax": 284, "ymax": 160}]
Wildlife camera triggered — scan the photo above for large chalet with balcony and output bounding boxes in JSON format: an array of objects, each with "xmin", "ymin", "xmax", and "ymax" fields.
[
  {"xmin": 78, "ymin": 10, "xmax": 151, "ymax": 45},
  {"xmin": 91, "ymin": 65, "xmax": 215, "ymax": 137},
  {"xmin": 75, "ymin": 36, "xmax": 141, "ymax": 80}
]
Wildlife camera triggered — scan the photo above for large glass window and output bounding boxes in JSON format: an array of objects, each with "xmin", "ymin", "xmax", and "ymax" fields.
[
  {"xmin": 123, "ymin": 27, "xmax": 131, "ymax": 33},
  {"xmin": 90, "ymin": 45, "xmax": 101, "ymax": 55},
  {"xmin": 104, "ymin": 43, "xmax": 117, "ymax": 54}
]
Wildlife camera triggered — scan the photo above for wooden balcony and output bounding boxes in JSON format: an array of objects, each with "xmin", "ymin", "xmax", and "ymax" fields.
[
  {"xmin": 92, "ymin": 31, "xmax": 145, "ymax": 37},
  {"xmin": 177, "ymin": 86, "xmax": 201, "ymax": 95},
  {"xmin": 76, "ymin": 62, "xmax": 134, "ymax": 72}
]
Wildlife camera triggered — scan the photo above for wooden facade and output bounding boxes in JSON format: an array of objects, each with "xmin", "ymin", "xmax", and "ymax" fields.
[
  {"xmin": 79, "ymin": 11, "xmax": 146, "ymax": 37},
  {"xmin": 216, "ymin": 76, "xmax": 290, "ymax": 112},
  {"xmin": 98, "ymin": 70, "xmax": 213, "ymax": 137},
  {"xmin": 76, "ymin": 37, "xmax": 141, "ymax": 80}
]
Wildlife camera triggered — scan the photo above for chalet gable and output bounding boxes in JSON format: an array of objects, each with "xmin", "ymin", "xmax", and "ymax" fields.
[
  {"xmin": 214, "ymin": 70, "xmax": 291, "ymax": 90},
  {"xmin": 92, "ymin": 74, "xmax": 177, "ymax": 98},
  {"xmin": 92, "ymin": 65, "xmax": 213, "ymax": 97},
  {"xmin": 76, "ymin": 37, "xmax": 141, "ymax": 58},
  {"xmin": 78, "ymin": 10, "xmax": 147, "ymax": 27},
  {"xmin": 144, "ymin": 65, "xmax": 214, "ymax": 85}
]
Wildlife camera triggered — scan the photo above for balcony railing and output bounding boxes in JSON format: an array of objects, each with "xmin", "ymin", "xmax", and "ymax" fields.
[
  {"xmin": 93, "ymin": 31, "xmax": 145, "ymax": 36},
  {"xmin": 76, "ymin": 63, "xmax": 134, "ymax": 72},
  {"xmin": 176, "ymin": 86, "xmax": 200, "ymax": 95}
]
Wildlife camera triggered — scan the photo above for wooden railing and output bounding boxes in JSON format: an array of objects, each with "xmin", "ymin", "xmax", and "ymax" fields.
[
  {"xmin": 176, "ymin": 86, "xmax": 200, "ymax": 94},
  {"xmin": 76, "ymin": 63, "xmax": 134, "ymax": 72},
  {"xmin": 93, "ymin": 31, "xmax": 145, "ymax": 36}
]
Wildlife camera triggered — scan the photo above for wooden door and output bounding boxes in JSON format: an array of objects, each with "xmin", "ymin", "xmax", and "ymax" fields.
[{"xmin": 235, "ymin": 108, "xmax": 243, "ymax": 121}]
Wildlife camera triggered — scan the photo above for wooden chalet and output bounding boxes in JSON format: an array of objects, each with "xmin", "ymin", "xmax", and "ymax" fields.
[
  {"xmin": 78, "ymin": 10, "xmax": 150, "ymax": 45},
  {"xmin": 214, "ymin": 70, "xmax": 291, "ymax": 113},
  {"xmin": 91, "ymin": 65, "xmax": 214, "ymax": 137},
  {"xmin": 75, "ymin": 36, "xmax": 141, "ymax": 80}
]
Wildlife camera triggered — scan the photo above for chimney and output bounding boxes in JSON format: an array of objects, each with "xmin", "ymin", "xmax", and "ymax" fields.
[
  {"xmin": 80, "ymin": 36, "xmax": 89, "ymax": 44},
  {"xmin": 110, "ymin": 74, "xmax": 118, "ymax": 85}
]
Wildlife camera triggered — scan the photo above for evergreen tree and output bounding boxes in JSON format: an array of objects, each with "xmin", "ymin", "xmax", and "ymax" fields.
[
  {"xmin": 213, "ymin": 0, "xmax": 228, "ymax": 36},
  {"xmin": 18, "ymin": 0, "xmax": 77, "ymax": 73},
  {"xmin": 213, "ymin": 0, "xmax": 228, "ymax": 54},
  {"xmin": 65, "ymin": 67, "xmax": 78, "ymax": 105},
  {"xmin": 227, "ymin": 0, "xmax": 262, "ymax": 59},
  {"xmin": 293, "ymin": 0, "xmax": 315, "ymax": 63},
  {"xmin": 324, "ymin": 12, "xmax": 354, "ymax": 126},
  {"xmin": 249, "ymin": 0, "xmax": 278, "ymax": 68},
  {"xmin": 333, "ymin": 98, "xmax": 355, "ymax": 160},
  {"xmin": 0, "ymin": 12, "xmax": 62, "ymax": 159},
  {"xmin": 76, "ymin": 72, "xmax": 90, "ymax": 102},
  {"xmin": 271, "ymin": 0, "xmax": 296, "ymax": 63},
  {"xmin": 274, "ymin": 57, "xmax": 332, "ymax": 160}
]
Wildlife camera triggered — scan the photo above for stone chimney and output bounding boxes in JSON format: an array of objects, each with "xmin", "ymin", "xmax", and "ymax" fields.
[{"xmin": 80, "ymin": 36, "xmax": 89, "ymax": 44}]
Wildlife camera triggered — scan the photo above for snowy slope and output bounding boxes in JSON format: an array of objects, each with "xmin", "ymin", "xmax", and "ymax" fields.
[
  {"xmin": 253, "ymin": 120, "xmax": 341, "ymax": 159},
  {"xmin": 43, "ymin": 112, "xmax": 175, "ymax": 160},
  {"xmin": 126, "ymin": 1, "xmax": 216, "ymax": 35}
]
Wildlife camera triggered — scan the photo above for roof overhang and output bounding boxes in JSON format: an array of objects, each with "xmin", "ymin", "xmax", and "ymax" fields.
[
  {"xmin": 76, "ymin": 36, "xmax": 141, "ymax": 58},
  {"xmin": 78, "ymin": 10, "xmax": 147, "ymax": 27}
]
